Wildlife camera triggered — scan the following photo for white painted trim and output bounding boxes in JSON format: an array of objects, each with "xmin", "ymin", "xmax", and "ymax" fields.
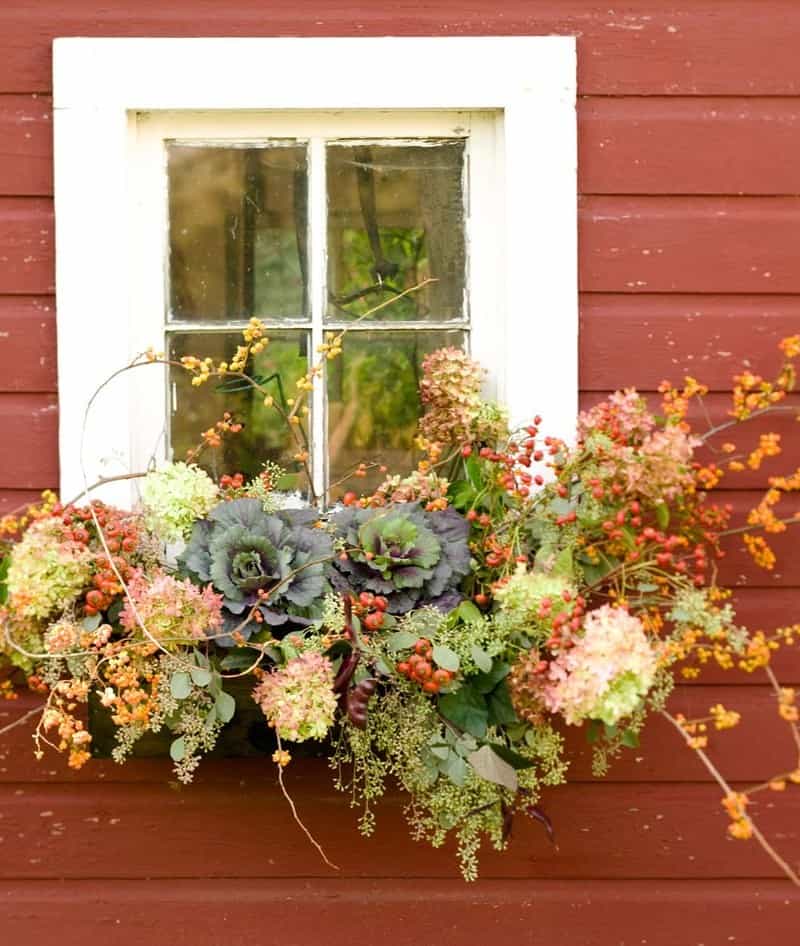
[{"xmin": 53, "ymin": 37, "xmax": 577, "ymax": 504}]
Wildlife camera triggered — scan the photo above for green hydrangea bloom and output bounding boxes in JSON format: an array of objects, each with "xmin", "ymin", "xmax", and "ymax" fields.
[
  {"xmin": 141, "ymin": 462, "xmax": 219, "ymax": 543},
  {"xmin": 6, "ymin": 519, "xmax": 92, "ymax": 620}
]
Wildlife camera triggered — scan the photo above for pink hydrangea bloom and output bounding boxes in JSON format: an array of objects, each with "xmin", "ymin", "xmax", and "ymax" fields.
[
  {"xmin": 253, "ymin": 652, "xmax": 337, "ymax": 742},
  {"xmin": 120, "ymin": 570, "xmax": 223, "ymax": 648},
  {"xmin": 542, "ymin": 605, "xmax": 659, "ymax": 726}
]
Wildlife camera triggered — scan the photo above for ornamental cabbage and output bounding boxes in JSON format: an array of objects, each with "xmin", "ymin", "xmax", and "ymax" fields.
[
  {"xmin": 330, "ymin": 503, "xmax": 470, "ymax": 614},
  {"xmin": 178, "ymin": 498, "xmax": 332, "ymax": 639}
]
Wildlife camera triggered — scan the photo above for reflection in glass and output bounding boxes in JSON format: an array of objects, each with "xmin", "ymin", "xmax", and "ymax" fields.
[
  {"xmin": 168, "ymin": 331, "xmax": 310, "ymax": 487},
  {"xmin": 326, "ymin": 329, "xmax": 466, "ymax": 497},
  {"xmin": 326, "ymin": 141, "xmax": 466, "ymax": 322},
  {"xmin": 168, "ymin": 143, "xmax": 308, "ymax": 321}
]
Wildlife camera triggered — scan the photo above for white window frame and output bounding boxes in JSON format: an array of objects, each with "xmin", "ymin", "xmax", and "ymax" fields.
[{"xmin": 53, "ymin": 37, "xmax": 577, "ymax": 505}]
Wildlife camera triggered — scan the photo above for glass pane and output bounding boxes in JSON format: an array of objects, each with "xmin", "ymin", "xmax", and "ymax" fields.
[
  {"xmin": 326, "ymin": 141, "xmax": 466, "ymax": 322},
  {"xmin": 168, "ymin": 143, "xmax": 308, "ymax": 321},
  {"xmin": 326, "ymin": 329, "xmax": 467, "ymax": 497},
  {"xmin": 168, "ymin": 331, "xmax": 310, "ymax": 489}
]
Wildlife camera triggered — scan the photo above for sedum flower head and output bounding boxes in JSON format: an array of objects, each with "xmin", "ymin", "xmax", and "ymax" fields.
[
  {"xmin": 141, "ymin": 463, "xmax": 219, "ymax": 543},
  {"xmin": 543, "ymin": 605, "xmax": 659, "ymax": 726},
  {"xmin": 120, "ymin": 569, "xmax": 223, "ymax": 649},
  {"xmin": 252, "ymin": 651, "xmax": 337, "ymax": 742},
  {"xmin": 495, "ymin": 565, "xmax": 577, "ymax": 646},
  {"xmin": 6, "ymin": 518, "xmax": 92, "ymax": 619}
]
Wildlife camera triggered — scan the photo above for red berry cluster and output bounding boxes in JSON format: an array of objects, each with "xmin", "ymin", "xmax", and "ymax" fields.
[
  {"xmin": 350, "ymin": 591, "xmax": 389, "ymax": 633},
  {"xmin": 59, "ymin": 502, "xmax": 140, "ymax": 616},
  {"xmin": 539, "ymin": 589, "xmax": 586, "ymax": 652},
  {"xmin": 396, "ymin": 638, "xmax": 455, "ymax": 694},
  {"xmin": 220, "ymin": 472, "xmax": 245, "ymax": 492}
]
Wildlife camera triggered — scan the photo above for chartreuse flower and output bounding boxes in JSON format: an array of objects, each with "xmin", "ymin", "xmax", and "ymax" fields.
[
  {"xmin": 141, "ymin": 462, "xmax": 219, "ymax": 543},
  {"xmin": 6, "ymin": 518, "xmax": 92, "ymax": 620}
]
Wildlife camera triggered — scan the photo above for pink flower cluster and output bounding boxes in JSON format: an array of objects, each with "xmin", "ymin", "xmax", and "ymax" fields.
[
  {"xmin": 120, "ymin": 570, "xmax": 223, "ymax": 648},
  {"xmin": 578, "ymin": 389, "xmax": 655, "ymax": 446},
  {"xmin": 252, "ymin": 651, "xmax": 337, "ymax": 742},
  {"xmin": 418, "ymin": 347, "xmax": 484, "ymax": 444},
  {"xmin": 541, "ymin": 605, "xmax": 660, "ymax": 726}
]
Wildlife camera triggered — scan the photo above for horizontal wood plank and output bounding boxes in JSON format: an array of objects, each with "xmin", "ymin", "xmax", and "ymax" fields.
[
  {"xmin": 2, "ymin": 878, "xmax": 798, "ymax": 946},
  {"xmin": 0, "ymin": 778, "xmax": 796, "ymax": 880},
  {"xmin": 0, "ymin": 197, "xmax": 53, "ymax": 294},
  {"xmin": 0, "ymin": 296, "xmax": 56, "ymax": 391},
  {"xmin": 4, "ymin": 3, "xmax": 800, "ymax": 95},
  {"xmin": 580, "ymin": 97, "xmax": 800, "ymax": 196},
  {"xmin": 0, "ymin": 94, "xmax": 51, "ymax": 196},
  {"xmin": 580, "ymin": 294, "xmax": 800, "ymax": 391},
  {"xmin": 3, "ymin": 685, "xmax": 799, "ymax": 784},
  {"xmin": 580, "ymin": 196, "xmax": 800, "ymax": 294},
  {"xmin": 0, "ymin": 393, "xmax": 58, "ymax": 488},
  {"xmin": 0, "ymin": 488, "xmax": 50, "ymax": 515}
]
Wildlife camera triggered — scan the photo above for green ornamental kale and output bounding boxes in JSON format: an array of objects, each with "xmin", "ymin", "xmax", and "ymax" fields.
[
  {"xmin": 330, "ymin": 503, "xmax": 470, "ymax": 614},
  {"xmin": 178, "ymin": 498, "xmax": 332, "ymax": 641}
]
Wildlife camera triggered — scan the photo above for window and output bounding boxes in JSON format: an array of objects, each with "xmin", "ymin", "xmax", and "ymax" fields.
[{"xmin": 53, "ymin": 37, "xmax": 577, "ymax": 505}]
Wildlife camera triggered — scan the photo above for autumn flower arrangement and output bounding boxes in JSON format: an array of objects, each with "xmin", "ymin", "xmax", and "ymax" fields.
[{"xmin": 2, "ymin": 304, "xmax": 800, "ymax": 882}]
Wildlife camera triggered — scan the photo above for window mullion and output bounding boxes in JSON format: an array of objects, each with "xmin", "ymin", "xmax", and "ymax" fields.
[{"xmin": 308, "ymin": 136, "xmax": 327, "ymax": 501}]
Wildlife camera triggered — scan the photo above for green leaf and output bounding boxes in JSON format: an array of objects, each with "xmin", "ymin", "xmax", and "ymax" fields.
[
  {"xmin": 219, "ymin": 652, "xmax": 257, "ymax": 671},
  {"xmin": 386, "ymin": 630, "xmax": 418, "ymax": 652},
  {"xmin": 169, "ymin": 737, "xmax": 186, "ymax": 762},
  {"xmin": 440, "ymin": 752, "xmax": 468, "ymax": 787},
  {"xmin": 189, "ymin": 667, "xmax": 212, "ymax": 688},
  {"xmin": 636, "ymin": 582, "xmax": 659, "ymax": 593},
  {"xmin": 470, "ymin": 644, "xmax": 492, "ymax": 673},
  {"xmin": 81, "ymin": 612, "xmax": 102, "ymax": 632},
  {"xmin": 0, "ymin": 555, "xmax": 9, "ymax": 605},
  {"xmin": 192, "ymin": 649, "xmax": 210, "ymax": 669},
  {"xmin": 621, "ymin": 728, "xmax": 640, "ymax": 749},
  {"xmin": 204, "ymin": 707, "xmax": 218, "ymax": 731},
  {"xmin": 170, "ymin": 671, "xmax": 192, "ymax": 700},
  {"xmin": 432, "ymin": 644, "xmax": 460, "ymax": 673},
  {"xmin": 428, "ymin": 744, "xmax": 450, "ymax": 760},
  {"xmin": 439, "ymin": 686, "xmax": 489, "ymax": 739},
  {"xmin": 487, "ymin": 742, "xmax": 536, "ymax": 770},
  {"xmin": 655, "ymin": 502, "xmax": 670, "ymax": 530},
  {"xmin": 457, "ymin": 600, "xmax": 483, "ymax": 625},
  {"xmin": 586, "ymin": 719, "xmax": 602, "ymax": 744},
  {"xmin": 374, "ymin": 655, "xmax": 393, "ymax": 677},
  {"xmin": 468, "ymin": 744, "xmax": 518, "ymax": 791},
  {"xmin": 551, "ymin": 547, "xmax": 574, "ymax": 580},
  {"xmin": 215, "ymin": 689, "xmax": 236, "ymax": 724},
  {"xmin": 449, "ymin": 480, "xmax": 477, "ymax": 510},
  {"xmin": 487, "ymin": 680, "xmax": 518, "ymax": 727},
  {"xmin": 473, "ymin": 662, "xmax": 510, "ymax": 695},
  {"xmin": 464, "ymin": 455, "xmax": 483, "ymax": 489},
  {"xmin": 580, "ymin": 555, "xmax": 618, "ymax": 587},
  {"xmin": 604, "ymin": 722, "xmax": 619, "ymax": 739}
]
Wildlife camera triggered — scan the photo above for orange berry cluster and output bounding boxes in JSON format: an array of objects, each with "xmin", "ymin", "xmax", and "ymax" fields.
[
  {"xmin": 396, "ymin": 638, "xmax": 455, "ymax": 694},
  {"xmin": 351, "ymin": 592, "xmax": 388, "ymax": 633},
  {"xmin": 59, "ymin": 502, "xmax": 141, "ymax": 615}
]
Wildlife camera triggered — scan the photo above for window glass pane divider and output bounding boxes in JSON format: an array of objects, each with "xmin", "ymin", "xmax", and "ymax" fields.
[
  {"xmin": 164, "ymin": 320, "xmax": 312, "ymax": 333},
  {"xmin": 322, "ymin": 321, "xmax": 470, "ymax": 332},
  {"xmin": 309, "ymin": 136, "xmax": 327, "ymax": 501}
]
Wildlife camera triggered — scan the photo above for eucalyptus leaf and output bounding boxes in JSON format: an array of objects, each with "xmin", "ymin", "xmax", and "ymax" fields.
[
  {"xmin": 470, "ymin": 644, "xmax": 493, "ymax": 673},
  {"xmin": 468, "ymin": 744, "xmax": 518, "ymax": 792},
  {"xmin": 169, "ymin": 736, "xmax": 186, "ymax": 762},
  {"xmin": 189, "ymin": 667, "xmax": 212, "ymax": 688},
  {"xmin": 387, "ymin": 630, "xmax": 418, "ymax": 652},
  {"xmin": 655, "ymin": 502, "xmax": 670, "ymax": 529},
  {"xmin": 488, "ymin": 742, "xmax": 536, "ymax": 770},
  {"xmin": 457, "ymin": 600, "xmax": 483, "ymax": 625},
  {"xmin": 432, "ymin": 644, "xmax": 460, "ymax": 673},
  {"xmin": 215, "ymin": 689, "xmax": 236, "ymax": 724},
  {"xmin": 170, "ymin": 671, "xmax": 192, "ymax": 700},
  {"xmin": 440, "ymin": 752, "xmax": 468, "ymax": 787},
  {"xmin": 81, "ymin": 612, "xmax": 102, "ymax": 632}
]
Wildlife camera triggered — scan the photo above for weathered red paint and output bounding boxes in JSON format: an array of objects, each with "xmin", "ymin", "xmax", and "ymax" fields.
[{"xmin": 1, "ymin": 3, "xmax": 799, "ymax": 942}]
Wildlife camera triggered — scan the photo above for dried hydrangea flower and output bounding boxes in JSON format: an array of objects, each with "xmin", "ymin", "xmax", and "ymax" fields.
[
  {"xmin": 252, "ymin": 651, "xmax": 337, "ymax": 742},
  {"xmin": 419, "ymin": 347, "xmax": 484, "ymax": 444}
]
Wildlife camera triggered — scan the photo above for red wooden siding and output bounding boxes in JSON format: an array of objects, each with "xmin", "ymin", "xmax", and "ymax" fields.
[{"xmin": 1, "ymin": 3, "xmax": 799, "ymax": 943}]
